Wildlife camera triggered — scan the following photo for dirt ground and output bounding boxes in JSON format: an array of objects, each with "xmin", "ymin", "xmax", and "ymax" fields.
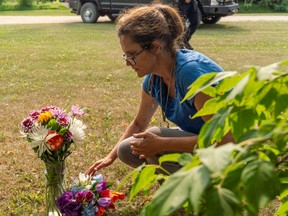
[{"xmin": 0, "ymin": 15, "xmax": 288, "ymax": 25}]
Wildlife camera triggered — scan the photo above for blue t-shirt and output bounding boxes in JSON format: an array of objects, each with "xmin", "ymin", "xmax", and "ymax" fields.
[{"xmin": 142, "ymin": 49, "xmax": 223, "ymax": 134}]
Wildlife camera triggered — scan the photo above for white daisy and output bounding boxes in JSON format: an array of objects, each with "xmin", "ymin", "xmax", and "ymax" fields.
[
  {"xmin": 69, "ymin": 118, "xmax": 86, "ymax": 143},
  {"xmin": 28, "ymin": 125, "xmax": 52, "ymax": 156}
]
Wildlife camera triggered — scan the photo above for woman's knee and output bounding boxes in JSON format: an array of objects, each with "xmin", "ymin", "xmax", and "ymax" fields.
[
  {"xmin": 146, "ymin": 126, "xmax": 161, "ymax": 135},
  {"xmin": 117, "ymin": 139, "xmax": 132, "ymax": 163},
  {"xmin": 117, "ymin": 137, "xmax": 146, "ymax": 168}
]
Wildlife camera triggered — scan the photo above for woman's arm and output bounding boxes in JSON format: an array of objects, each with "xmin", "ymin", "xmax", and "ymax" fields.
[
  {"xmin": 130, "ymin": 91, "xmax": 234, "ymax": 158},
  {"xmin": 86, "ymin": 89, "xmax": 158, "ymax": 175},
  {"xmin": 194, "ymin": 91, "xmax": 235, "ymax": 146}
]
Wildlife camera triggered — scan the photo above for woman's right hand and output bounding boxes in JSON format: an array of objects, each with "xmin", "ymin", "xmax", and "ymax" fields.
[{"xmin": 85, "ymin": 156, "xmax": 115, "ymax": 176}]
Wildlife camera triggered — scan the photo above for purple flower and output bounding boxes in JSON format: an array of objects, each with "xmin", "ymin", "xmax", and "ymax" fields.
[
  {"xmin": 71, "ymin": 105, "xmax": 85, "ymax": 116},
  {"xmin": 63, "ymin": 200, "xmax": 82, "ymax": 216},
  {"xmin": 96, "ymin": 180, "xmax": 107, "ymax": 193},
  {"xmin": 56, "ymin": 115, "xmax": 70, "ymax": 127},
  {"xmin": 56, "ymin": 192, "xmax": 74, "ymax": 213},
  {"xmin": 84, "ymin": 190, "xmax": 94, "ymax": 202},
  {"xmin": 51, "ymin": 107, "xmax": 66, "ymax": 118},
  {"xmin": 98, "ymin": 197, "xmax": 112, "ymax": 208},
  {"xmin": 75, "ymin": 191, "xmax": 85, "ymax": 203},
  {"xmin": 64, "ymin": 130, "xmax": 73, "ymax": 143},
  {"xmin": 40, "ymin": 106, "xmax": 56, "ymax": 113},
  {"xmin": 21, "ymin": 117, "xmax": 34, "ymax": 133},
  {"xmin": 28, "ymin": 110, "xmax": 40, "ymax": 120}
]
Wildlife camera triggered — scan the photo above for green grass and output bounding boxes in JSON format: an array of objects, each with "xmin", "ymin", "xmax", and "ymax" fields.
[
  {"xmin": 0, "ymin": 20, "xmax": 287, "ymax": 215},
  {"xmin": 0, "ymin": 8, "xmax": 72, "ymax": 16}
]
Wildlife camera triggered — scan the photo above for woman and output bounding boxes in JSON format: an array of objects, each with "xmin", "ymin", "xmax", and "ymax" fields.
[{"xmin": 86, "ymin": 3, "xmax": 233, "ymax": 176}]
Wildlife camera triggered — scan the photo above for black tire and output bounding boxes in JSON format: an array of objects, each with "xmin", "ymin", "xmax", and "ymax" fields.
[
  {"xmin": 80, "ymin": 2, "xmax": 99, "ymax": 23},
  {"xmin": 202, "ymin": 16, "xmax": 221, "ymax": 24}
]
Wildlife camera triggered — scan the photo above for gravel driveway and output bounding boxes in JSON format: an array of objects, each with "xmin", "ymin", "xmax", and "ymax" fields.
[{"xmin": 0, "ymin": 15, "xmax": 288, "ymax": 25}]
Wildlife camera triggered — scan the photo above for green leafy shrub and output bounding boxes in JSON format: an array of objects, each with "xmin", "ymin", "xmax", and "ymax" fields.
[
  {"xmin": 239, "ymin": 0, "xmax": 288, "ymax": 12},
  {"xmin": 0, "ymin": 0, "xmax": 5, "ymax": 6},
  {"xmin": 122, "ymin": 61, "xmax": 288, "ymax": 216},
  {"xmin": 17, "ymin": 0, "xmax": 33, "ymax": 7}
]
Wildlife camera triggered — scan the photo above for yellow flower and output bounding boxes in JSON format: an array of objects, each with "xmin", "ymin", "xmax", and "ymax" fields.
[{"xmin": 38, "ymin": 111, "xmax": 52, "ymax": 123}]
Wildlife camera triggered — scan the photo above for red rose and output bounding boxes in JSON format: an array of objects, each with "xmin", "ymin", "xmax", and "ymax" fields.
[
  {"xmin": 99, "ymin": 189, "xmax": 110, "ymax": 198},
  {"xmin": 110, "ymin": 192, "xmax": 125, "ymax": 202}
]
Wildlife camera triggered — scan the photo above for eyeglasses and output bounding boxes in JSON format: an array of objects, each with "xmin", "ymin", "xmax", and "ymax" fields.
[{"xmin": 122, "ymin": 47, "xmax": 148, "ymax": 65}]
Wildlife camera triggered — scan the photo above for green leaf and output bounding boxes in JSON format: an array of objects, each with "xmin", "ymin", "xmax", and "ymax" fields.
[
  {"xmin": 226, "ymin": 73, "xmax": 250, "ymax": 101},
  {"xmin": 182, "ymin": 71, "xmax": 237, "ymax": 102},
  {"xmin": 198, "ymin": 106, "xmax": 233, "ymax": 148},
  {"xmin": 215, "ymin": 71, "xmax": 247, "ymax": 95},
  {"xmin": 188, "ymin": 166, "xmax": 211, "ymax": 211},
  {"xmin": 178, "ymin": 153, "xmax": 193, "ymax": 166},
  {"xmin": 278, "ymin": 188, "xmax": 288, "ymax": 200},
  {"xmin": 116, "ymin": 163, "xmax": 145, "ymax": 191},
  {"xmin": 280, "ymin": 177, "xmax": 288, "ymax": 184},
  {"xmin": 130, "ymin": 165, "xmax": 158, "ymax": 200},
  {"xmin": 275, "ymin": 94, "xmax": 288, "ymax": 117},
  {"xmin": 258, "ymin": 87, "xmax": 278, "ymax": 111},
  {"xmin": 159, "ymin": 153, "xmax": 182, "ymax": 165},
  {"xmin": 229, "ymin": 108, "xmax": 256, "ymax": 142},
  {"xmin": 241, "ymin": 160, "xmax": 281, "ymax": 212},
  {"xmin": 201, "ymin": 85, "xmax": 216, "ymax": 97},
  {"xmin": 257, "ymin": 62, "xmax": 280, "ymax": 81},
  {"xmin": 205, "ymin": 187, "xmax": 240, "ymax": 216},
  {"xmin": 274, "ymin": 199, "xmax": 288, "ymax": 216},
  {"xmin": 58, "ymin": 128, "xmax": 68, "ymax": 136},
  {"xmin": 192, "ymin": 98, "xmax": 226, "ymax": 118},
  {"xmin": 197, "ymin": 143, "xmax": 237, "ymax": 175},
  {"xmin": 142, "ymin": 165, "xmax": 210, "ymax": 215}
]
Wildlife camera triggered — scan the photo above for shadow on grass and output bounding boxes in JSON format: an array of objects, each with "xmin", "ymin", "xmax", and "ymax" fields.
[{"xmin": 198, "ymin": 23, "xmax": 249, "ymax": 34}]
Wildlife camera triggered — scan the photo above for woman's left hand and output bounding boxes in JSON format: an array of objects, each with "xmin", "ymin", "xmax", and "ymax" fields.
[{"xmin": 129, "ymin": 131, "xmax": 162, "ymax": 159}]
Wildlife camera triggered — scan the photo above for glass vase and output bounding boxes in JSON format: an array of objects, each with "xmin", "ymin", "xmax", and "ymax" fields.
[{"xmin": 44, "ymin": 161, "xmax": 66, "ymax": 216}]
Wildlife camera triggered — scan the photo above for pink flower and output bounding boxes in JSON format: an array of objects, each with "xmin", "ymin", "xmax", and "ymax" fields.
[
  {"xmin": 71, "ymin": 105, "xmax": 85, "ymax": 116},
  {"xmin": 56, "ymin": 115, "xmax": 70, "ymax": 127},
  {"xmin": 28, "ymin": 110, "xmax": 40, "ymax": 120},
  {"xmin": 75, "ymin": 191, "xmax": 85, "ymax": 203},
  {"xmin": 21, "ymin": 117, "xmax": 34, "ymax": 133},
  {"xmin": 84, "ymin": 190, "xmax": 94, "ymax": 202}
]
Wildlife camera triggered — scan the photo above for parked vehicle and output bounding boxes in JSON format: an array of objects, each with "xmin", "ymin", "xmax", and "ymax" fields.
[{"xmin": 61, "ymin": 0, "xmax": 239, "ymax": 24}]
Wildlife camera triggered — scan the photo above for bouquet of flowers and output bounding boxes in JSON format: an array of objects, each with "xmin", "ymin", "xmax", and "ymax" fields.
[
  {"xmin": 56, "ymin": 173, "xmax": 125, "ymax": 216},
  {"xmin": 20, "ymin": 105, "xmax": 87, "ymax": 215},
  {"xmin": 20, "ymin": 105, "xmax": 86, "ymax": 163}
]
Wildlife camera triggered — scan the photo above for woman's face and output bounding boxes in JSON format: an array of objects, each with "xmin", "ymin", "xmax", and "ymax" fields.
[{"xmin": 119, "ymin": 35, "xmax": 156, "ymax": 77}]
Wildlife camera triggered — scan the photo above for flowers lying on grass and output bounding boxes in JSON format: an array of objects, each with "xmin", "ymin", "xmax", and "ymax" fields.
[
  {"xmin": 56, "ymin": 173, "xmax": 125, "ymax": 216},
  {"xmin": 20, "ymin": 105, "xmax": 86, "ymax": 162}
]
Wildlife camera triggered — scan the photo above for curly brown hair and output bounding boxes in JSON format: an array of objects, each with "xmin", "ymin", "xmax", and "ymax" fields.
[{"xmin": 116, "ymin": 3, "xmax": 184, "ymax": 52}]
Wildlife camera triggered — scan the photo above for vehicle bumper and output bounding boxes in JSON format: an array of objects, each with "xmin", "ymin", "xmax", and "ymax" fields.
[{"xmin": 203, "ymin": 3, "xmax": 240, "ymax": 16}]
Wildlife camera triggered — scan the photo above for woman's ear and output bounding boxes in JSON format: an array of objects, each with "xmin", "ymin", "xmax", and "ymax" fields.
[{"xmin": 151, "ymin": 41, "xmax": 161, "ymax": 53}]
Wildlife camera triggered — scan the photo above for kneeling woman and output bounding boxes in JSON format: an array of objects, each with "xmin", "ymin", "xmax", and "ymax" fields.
[{"xmin": 86, "ymin": 3, "xmax": 233, "ymax": 175}]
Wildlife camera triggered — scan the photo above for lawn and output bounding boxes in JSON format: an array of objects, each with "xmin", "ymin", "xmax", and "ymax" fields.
[{"xmin": 0, "ymin": 20, "xmax": 287, "ymax": 215}]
